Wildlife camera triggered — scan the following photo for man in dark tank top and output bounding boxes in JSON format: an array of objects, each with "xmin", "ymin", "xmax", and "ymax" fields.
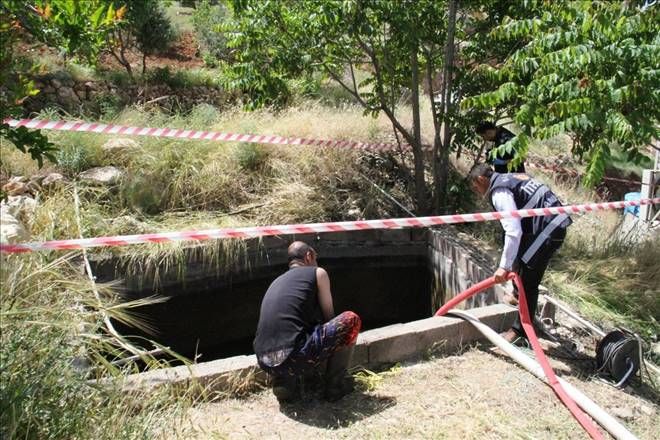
[{"xmin": 254, "ymin": 241, "xmax": 362, "ymax": 403}]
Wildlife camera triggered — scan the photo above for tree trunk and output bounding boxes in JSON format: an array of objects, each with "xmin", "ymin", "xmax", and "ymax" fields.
[
  {"xmin": 410, "ymin": 44, "xmax": 428, "ymax": 215},
  {"xmin": 435, "ymin": 0, "xmax": 458, "ymax": 213}
]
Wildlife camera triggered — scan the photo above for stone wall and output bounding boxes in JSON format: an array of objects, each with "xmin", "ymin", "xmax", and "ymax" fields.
[
  {"xmin": 427, "ymin": 227, "xmax": 507, "ymax": 311},
  {"xmin": 22, "ymin": 70, "xmax": 235, "ymax": 115},
  {"xmin": 91, "ymin": 227, "xmax": 507, "ymax": 361}
]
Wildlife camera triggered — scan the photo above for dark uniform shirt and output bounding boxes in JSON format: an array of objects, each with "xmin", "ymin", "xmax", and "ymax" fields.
[
  {"xmin": 486, "ymin": 127, "xmax": 526, "ymax": 173},
  {"xmin": 487, "ymin": 172, "xmax": 571, "ymax": 265}
]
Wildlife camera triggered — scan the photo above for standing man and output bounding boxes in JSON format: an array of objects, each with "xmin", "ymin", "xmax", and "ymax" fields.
[
  {"xmin": 468, "ymin": 164, "xmax": 571, "ymax": 342},
  {"xmin": 476, "ymin": 121, "xmax": 526, "ymax": 173},
  {"xmin": 254, "ymin": 241, "xmax": 361, "ymax": 403}
]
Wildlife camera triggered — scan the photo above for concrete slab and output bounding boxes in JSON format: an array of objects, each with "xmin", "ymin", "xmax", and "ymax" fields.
[{"xmin": 120, "ymin": 304, "xmax": 517, "ymax": 395}]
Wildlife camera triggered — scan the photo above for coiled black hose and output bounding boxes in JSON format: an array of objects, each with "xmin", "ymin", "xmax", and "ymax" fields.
[{"xmin": 596, "ymin": 330, "xmax": 641, "ymax": 387}]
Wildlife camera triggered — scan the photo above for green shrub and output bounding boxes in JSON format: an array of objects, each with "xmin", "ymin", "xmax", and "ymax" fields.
[
  {"xmin": 192, "ymin": 0, "xmax": 231, "ymax": 63},
  {"xmin": 55, "ymin": 143, "xmax": 102, "ymax": 176},
  {"xmin": 187, "ymin": 104, "xmax": 221, "ymax": 129},
  {"xmin": 121, "ymin": 171, "xmax": 170, "ymax": 215},
  {"xmin": 234, "ymin": 143, "xmax": 269, "ymax": 172},
  {"xmin": 128, "ymin": 0, "xmax": 176, "ymax": 58},
  {"xmin": 106, "ymin": 0, "xmax": 176, "ymax": 78},
  {"xmin": 146, "ymin": 67, "xmax": 220, "ymax": 89}
]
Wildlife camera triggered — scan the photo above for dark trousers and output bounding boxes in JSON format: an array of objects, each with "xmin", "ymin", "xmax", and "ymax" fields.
[
  {"xmin": 258, "ymin": 311, "xmax": 361, "ymax": 379},
  {"xmin": 511, "ymin": 228, "xmax": 565, "ymax": 335}
]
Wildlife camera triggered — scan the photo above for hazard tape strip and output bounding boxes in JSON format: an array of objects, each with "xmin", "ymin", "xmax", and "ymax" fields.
[
  {"xmin": 4, "ymin": 118, "xmax": 406, "ymax": 152},
  {"xmin": 1, "ymin": 198, "xmax": 657, "ymax": 254}
]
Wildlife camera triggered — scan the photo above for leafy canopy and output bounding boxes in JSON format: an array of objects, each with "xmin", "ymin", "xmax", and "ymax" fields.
[
  {"xmin": 224, "ymin": 0, "xmax": 472, "ymax": 214},
  {"xmin": 0, "ymin": 0, "xmax": 123, "ymax": 166},
  {"xmin": 0, "ymin": 5, "xmax": 59, "ymax": 167},
  {"xmin": 464, "ymin": 1, "xmax": 659, "ymax": 185},
  {"xmin": 27, "ymin": 0, "xmax": 123, "ymax": 64}
]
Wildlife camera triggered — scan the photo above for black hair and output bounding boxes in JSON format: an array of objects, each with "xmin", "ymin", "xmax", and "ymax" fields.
[
  {"xmin": 476, "ymin": 121, "xmax": 497, "ymax": 134},
  {"xmin": 468, "ymin": 163, "xmax": 494, "ymax": 179}
]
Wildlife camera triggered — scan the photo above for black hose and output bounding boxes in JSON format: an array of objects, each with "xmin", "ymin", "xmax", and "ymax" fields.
[{"xmin": 596, "ymin": 330, "xmax": 641, "ymax": 387}]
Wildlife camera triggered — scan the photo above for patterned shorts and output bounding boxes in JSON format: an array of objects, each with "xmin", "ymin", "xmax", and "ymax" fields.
[{"xmin": 261, "ymin": 311, "xmax": 361, "ymax": 378}]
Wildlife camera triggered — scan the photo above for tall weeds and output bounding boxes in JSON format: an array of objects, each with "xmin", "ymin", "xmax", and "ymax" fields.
[
  {"xmin": 546, "ymin": 212, "xmax": 660, "ymax": 339},
  {"xmin": 0, "ymin": 253, "xmax": 189, "ymax": 440}
]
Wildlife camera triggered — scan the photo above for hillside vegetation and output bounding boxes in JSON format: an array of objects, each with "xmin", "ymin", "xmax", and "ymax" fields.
[{"xmin": 1, "ymin": 1, "xmax": 658, "ymax": 439}]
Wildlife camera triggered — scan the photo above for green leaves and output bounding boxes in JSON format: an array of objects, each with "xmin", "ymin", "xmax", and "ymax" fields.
[
  {"xmin": 462, "ymin": 82, "xmax": 518, "ymax": 110},
  {"xmin": 583, "ymin": 141, "xmax": 609, "ymax": 188},
  {"xmin": 465, "ymin": 1, "xmax": 659, "ymax": 186},
  {"xmin": 30, "ymin": 0, "xmax": 122, "ymax": 63},
  {"xmin": 0, "ymin": 9, "xmax": 57, "ymax": 167},
  {"xmin": 0, "ymin": 125, "xmax": 58, "ymax": 168},
  {"xmin": 492, "ymin": 17, "xmax": 543, "ymax": 40}
]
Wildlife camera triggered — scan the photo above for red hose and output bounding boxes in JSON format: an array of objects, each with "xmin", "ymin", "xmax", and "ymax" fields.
[{"xmin": 435, "ymin": 274, "xmax": 603, "ymax": 439}]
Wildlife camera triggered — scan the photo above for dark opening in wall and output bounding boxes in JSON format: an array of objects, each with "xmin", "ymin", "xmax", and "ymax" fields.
[{"xmin": 111, "ymin": 254, "xmax": 432, "ymax": 363}]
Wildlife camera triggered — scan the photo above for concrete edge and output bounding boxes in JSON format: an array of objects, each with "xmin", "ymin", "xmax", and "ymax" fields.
[{"xmin": 120, "ymin": 303, "xmax": 517, "ymax": 394}]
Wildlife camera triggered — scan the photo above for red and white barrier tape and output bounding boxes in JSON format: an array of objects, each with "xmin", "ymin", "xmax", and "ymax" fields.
[
  {"xmin": 4, "ymin": 118, "xmax": 405, "ymax": 152},
  {"xmin": 1, "ymin": 198, "xmax": 657, "ymax": 254}
]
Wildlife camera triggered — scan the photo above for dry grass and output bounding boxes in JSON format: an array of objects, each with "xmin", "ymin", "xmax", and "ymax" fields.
[
  {"xmin": 0, "ymin": 252, "xmax": 191, "ymax": 439},
  {"xmin": 3, "ymin": 94, "xmax": 658, "ymax": 439},
  {"xmin": 167, "ymin": 348, "xmax": 659, "ymax": 439}
]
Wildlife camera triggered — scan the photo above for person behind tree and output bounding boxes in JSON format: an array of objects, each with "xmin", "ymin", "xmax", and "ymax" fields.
[
  {"xmin": 253, "ymin": 241, "xmax": 361, "ymax": 403},
  {"xmin": 476, "ymin": 121, "xmax": 526, "ymax": 173},
  {"xmin": 468, "ymin": 164, "xmax": 571, "ymax": 343}
]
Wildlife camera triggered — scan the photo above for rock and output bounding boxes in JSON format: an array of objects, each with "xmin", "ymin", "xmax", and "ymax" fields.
[
  {"xmin": 29, "ymin": 175, "xmax": 46, "ymax": 185},
  {"xmin": 42, "ymin": 172, "xmax": 67, "ymax": 188},
  {"xmin": 57, "ymin": 86, "xmax": 81, "ymax": 107},
  {"xmin": 639, "ymin": 405, "xmax": 653, "ymax": 416},
  {"xmin": 3, "ymin": 175, "xmax": 44, "ymax": 196},
  {"xmin": 1, "ymin": 195, "xmax": 38, "ymax": 220},
  {"xmin": 610, "ymin": 406, "xmax": 634, "ymax": 421},
  {"xmin": 0, "ymin": 212, "xmax": 28, "ymax": 244},
  {"xmin": 101, "ymin": 138, "xmax": 141, "ymax": 155},
  {"xmin": 51, "ymin": 70, "xmax": 75, "ymax": 87},
  {"xmin": 78, "ymin": 166, "xmax": 124, "ymax": 185},
  {"xmin": 2, "ymin": 181, "xmax": 28, "ymax": 196}
]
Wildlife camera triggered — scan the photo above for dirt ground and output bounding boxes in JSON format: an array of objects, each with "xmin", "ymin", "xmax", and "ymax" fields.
[{"xmin": 164, "ymin": 329, "xmax": 659, "ymax": 440}]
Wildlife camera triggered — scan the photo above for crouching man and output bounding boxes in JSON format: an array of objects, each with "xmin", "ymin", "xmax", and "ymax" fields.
[{"xmin": 253, "ymin": 241, "xmax": 361, "ymax": 403}]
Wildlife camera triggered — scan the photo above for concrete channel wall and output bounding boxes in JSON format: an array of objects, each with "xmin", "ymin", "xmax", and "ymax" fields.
[
  {"xmin": 121, "ymin": 304, "xmax": 517, "ymax": 395},
  {"xmin": 95, "ymin": 226, "xmax": 506, "ymax": 306},
  {"xmin": 108, "ymin": 226, "xmax": 515, "ymax": 395}
]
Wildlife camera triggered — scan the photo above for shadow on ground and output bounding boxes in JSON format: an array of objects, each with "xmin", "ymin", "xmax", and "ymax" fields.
[{"xmin": 278, "ymin": 391, "xmax": 396, "ymax": 429}]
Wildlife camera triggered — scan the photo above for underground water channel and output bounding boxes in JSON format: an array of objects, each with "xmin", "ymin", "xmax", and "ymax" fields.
[{"xmin": 92, "ymin": 228, "xmax": 503, "ymax": 367}]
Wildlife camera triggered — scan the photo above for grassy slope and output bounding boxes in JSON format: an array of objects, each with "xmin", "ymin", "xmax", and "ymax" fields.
[
  {"xmin": 2, "ymin": 40, "xmax": 659, "ymax": 437},
  {"xmin": 2, "ymin": 100, "xmax": 657, "ymax": 341}
]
